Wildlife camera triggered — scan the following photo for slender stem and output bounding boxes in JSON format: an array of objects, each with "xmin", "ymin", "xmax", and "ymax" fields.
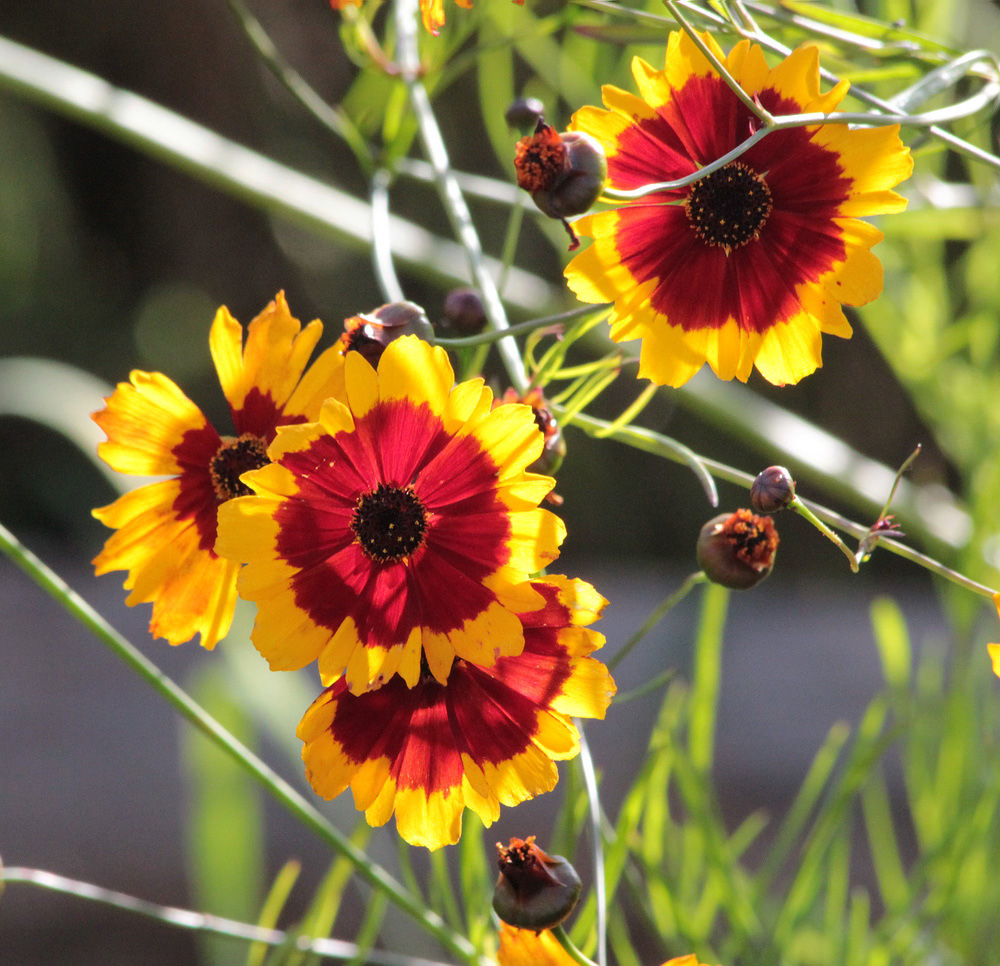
[
  {"xmin": 371, "ymin": 169, "xmax": 406, "ymax": 303},
  {"xmin": 610, "ymin": 571, "xmax": 708, "ymax": 672},
  {"xmin": 575, "ymin": 727, "xmax": 607, "ymax": 966},
  {"xmin": 665, "ymin": 0, "xmax": 775, "ymax": 125},
  {"xmin": 560, "ymin": 411, "xmax": 999, "ymax": 600},
  {"xmin": 394, "ymin": 0, "xmax": 528, "ymax": 393},
  {"xmin": 789, "ymin": 497, "xmax": 861, "ymax": 573},
  {"xmin": 0, "ymin": 867, "xmax": 454, "ymax": 966},
  {"xmin": 0, "ymin": 522, "xmax": 483, "ymax": 966},
  {"xmin": 0, "ymin": 34, "xmax": 554, "ymax": 311},
  {"xmin": 224, "ymin": 0, "xmax": 373, "ymax": 171},
  {"xmin": 436, "ymin": 305, "xmax": 603, "ymax": 349},
  {"xmin": 878, "ymin": 444, "xmax": 922, "ymax": 522},
  {"xmin": 552, "ymin": 926, "xmax": 600, "ymax": 966}
]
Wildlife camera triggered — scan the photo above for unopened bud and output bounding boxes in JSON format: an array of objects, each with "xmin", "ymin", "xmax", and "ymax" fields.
[
  {"xmin": 514, "ymin": 123, "xmax": 607, "ymax": 220},
  {"xmin": 340, "ymin": 301, "xmax": 434, "ymax": 366},
  {"xmin": 750, "ymin": 465, "xmax": 796, "ymax": 514},
  {"xmin": 493, "ymin": 836, "xmax": 582, "ymax": 931},
  {"xmin": 697, "ymin": 509, "xmax": 779, "ymax": 590},
  {"xmin": 505, "ymin": 97, "xmax": 546, "ymax": 131},
  {"xmin": 441, "ymin": 288, "xmax": 487, "ymax": 335}
]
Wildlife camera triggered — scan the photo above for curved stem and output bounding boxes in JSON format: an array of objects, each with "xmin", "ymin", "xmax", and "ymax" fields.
[
  {"xmin": 575, "ymin": 727, "xmax": 607, "ymax": 966},
  {"xmin": 790, "ymin": 496, "xmax": 860, "ymax": 574},
  {"xmin": 0, "ymin": 521, "xmax": 484, "ymax": 966},
  {"xmin": 0, "ymin": 867, "xmax": 454, "ymax": 966},
  {"xmin": 552, "ymin": 926, "xmax": 600, "ymax": 966},
  {"xmin": 393, "ymin": 0, "xmax": 528, "ymax": 393},
  {"xmin": 436, "ymin": 305, "xmax": 604, "ymax": 349},
  {"xmin": 371, "ymin": 168, "xmax": 406, "ymax": 303}
]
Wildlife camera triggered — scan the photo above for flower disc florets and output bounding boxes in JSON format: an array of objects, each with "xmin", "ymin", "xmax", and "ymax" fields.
[{"xmin": 697, "ymin": 509, "xmax": 779, "ymax": 590}]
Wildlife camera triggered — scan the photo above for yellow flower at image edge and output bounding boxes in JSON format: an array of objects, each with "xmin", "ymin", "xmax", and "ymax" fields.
[
  {"xmin": 216, "ymin": 336, "xmax": 566, "ymax": 694},
  {"xmin": 92, "ymin": 293, "xmax": 345, "ymax": 649},
  {"xmin": 497, "ymin": 923, "xmax": 718, "ymax": 966},
  {"xmin": 297, "ymin": 577, "xmax": 615, "ymax": 849},
  {"xmin": 988, "ymin": 591, "xmax": 1000, "ymax": 677},
  {"xmin": 565, "ymin": 29, "xmax": 913, "ymax": 388}
]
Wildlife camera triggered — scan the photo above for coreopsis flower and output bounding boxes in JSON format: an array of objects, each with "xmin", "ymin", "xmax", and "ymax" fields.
[
  {"xmin": 216, "ymin": 336, "xmax": 566, "ymax": 694},
  {"xmin": 91, "ymin": 294, "xmax": 345, "ymax": 649},
  {"xmin": 329, "ymin": 0, "xmax": 505, "ymax": 35},
  {"xmin": 295, "ymin": 577, "xmax": 615, "ymax": 849},
  {"xmin": 564, "ymin": 30, "xmax": 913, "ymax": 388},
  {"xmin": 497, "ymin": 923, "xmax": 718, "ymax": 966}
]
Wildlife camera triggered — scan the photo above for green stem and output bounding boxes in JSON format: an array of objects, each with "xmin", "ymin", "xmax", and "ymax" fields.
[
  {"xmin": 665, "ymin": 0, "xmax": 775, "ymax": 125},
  {"xmin": 0, "ymin": 867, "xmax": 453, "ymax": 966},
  {"xmin": 790, "ymin": 497, "xmax": 861, "ymax": 574},
  {"xmin": 0, "ymin": 522, "xmax": 483, "ymax": 966},
  {"xmin": 689, "ymin": 581, "xmax": 729, "ymax": 773},
  {"xmin": 371, "ymin": 168, "xmax": 406, "ymax": 303},
  {"xmin": 552, "ymin": 925, "xmax": 599, "ymax": 966},
  {"xmin": 435, "ymin": 307, "xmax": 598, "ymax": 349},
  {"xmin": 394, "ymin": 0, "xmax": 527, "ymax": 394},
  {"xmin": 610, "ymin": 571, "xmax": 708, "ymax": 672},
  {"xmin": 223, "ymin": 0, "xmax": 373, "ymax": 171}
]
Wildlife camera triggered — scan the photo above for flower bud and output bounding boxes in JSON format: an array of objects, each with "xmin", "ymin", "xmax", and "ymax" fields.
[
  {"xmin": 340, "ymin": 301, "xmax": 435, "ymax": 366},
  {"xmin": 441, "ymin": 288, "xmax": 487, "ymax": 336},
  {"xmin": 514, "ymin": 123, "xmax": 607, "ymax": 220},
  {"xmin": 750, "ymin": 465, "xmax": 796, "ymax": 514},
  {"xmin": 498, "ymin": 387, "xmax": 565, "ymax": 480},
  {"xmin": 493, "ymin": 836, "xmax": 582, "ymax": 931},
  {"xmin": 696, "ymin": 509, "xmax": 779, "ymax": 590},
  {"xmin": 505, "ymin": 96, "xmax": 546, "ymax": 131}
]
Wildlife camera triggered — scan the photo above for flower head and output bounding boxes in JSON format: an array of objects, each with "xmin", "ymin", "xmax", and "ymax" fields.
[
  {"xmin": 295, "ymin": 577, "xmax": 615, "ymax": 848},
  {"xmin": 92, "ymin": 293, "xmax": 345, "ymax": 649},
  {"xmin": 216, "ymin": 336, "xmax": 566, "ymax": 693},
  {"xmin": 565, "ymin": 30, "xmax": 913, "ymax": 388},
  {"xmin": 988, "ymin": 592, "xmax": 1000, "ymax": 678}
]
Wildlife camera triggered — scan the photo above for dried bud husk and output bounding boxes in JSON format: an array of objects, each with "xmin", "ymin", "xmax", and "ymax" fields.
[
  {"xmin": 750, "ymin": 465, "xmax": 796, "ymax": 514},
  {"xmin": 493, "ymin": 836, "xmax": 582, "ymax": 931},
  {"xmin": 697, "ymin": 509, "xmax": 779, "ymax": 590},
  {"xmin": 514, "ymin": 123, "xmax": 607, "ymax": 221},
  {"xmin": 340, "ymin": 301, "xmax": 435, "ymax": 366},
  {"xmin": 441, "ymin": 288, "xmax": 487, "ymax": 336},
  {"xmin": 505, "ymin": 96, "xmax": 546, "ymax": 131},
  {"xmin": 498, "ymin": 387, "xmax": 565, "ymax": 480}
]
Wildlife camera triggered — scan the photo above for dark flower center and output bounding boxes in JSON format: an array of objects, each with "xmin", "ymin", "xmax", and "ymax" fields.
[
  {"xmin": 684, "ymin": 161, "xmax": 773, "ymax": 253},
  {"xmin": 514, "ymin": 123, "xmax": 567, "ymax": 193},
  {"xmin": 351, "ymin": 483, "xmax": 428, "ymax": 563},
  {"xmin": 210, "ymin": 433, "xmax": 269, "ymax": 502}
]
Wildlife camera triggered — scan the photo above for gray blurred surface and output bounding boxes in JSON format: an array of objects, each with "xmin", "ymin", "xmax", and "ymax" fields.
[{"xmin": 1, "ymin": 540, "xmax": 949, "ymax": 965}]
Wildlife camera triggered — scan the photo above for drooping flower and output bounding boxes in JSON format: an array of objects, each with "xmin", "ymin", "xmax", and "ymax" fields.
[
  {"xmin": 216, "ymin": 336, "xmax": 566, "ymax": 693},
  {"xmin": 564, "ymin": 29, "xmax": 913, "ymax": 388},
  {"xmin": 295, "ymin": 577, "xmax": 615, "ymax": 849},
  {"xmin": 497, "ymin": 923, "xmax": 718, "ymax": 966},
  {"xmin": 696, "ymin": 508, "xmax": 779, "ymax": 590},
  {"xmin": 92, "ymin": 293, "xmax": 345, "ymax": 649}
]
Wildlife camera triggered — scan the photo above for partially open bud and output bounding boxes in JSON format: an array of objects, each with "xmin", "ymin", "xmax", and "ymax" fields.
[
  {"xmin": 515, "ymin": 122, "xmax": 607, "ymax": 220},
  {"xmin": 750, "ymin": 465, "xmax": 796, "ymax": 514},
  {"xmin": 505, "ymin": 96, "xmax": 546, "ymax": 131},
  {"xmin": 493, "ymin": 836, "xmax": 582, "ymax": 931},
  {"xmin": 697, "ymin": 509, "xmax": 779, "ymax": 590},
  {"xmin": 340, "ymin": 301, "xmax": 435, "ymax": 367},
  {"xmin": 441, "ymin": 288, "xmax": 487, "ymax": 336},
  {"xmin": 498, "ymin": 387, "xmax": 565, "ymax": 480}
]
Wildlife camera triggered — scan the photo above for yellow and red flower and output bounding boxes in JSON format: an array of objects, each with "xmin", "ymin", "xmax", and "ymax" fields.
[
  {"xmin": 988, "ymin": 592, "xmax": 1000, "ymax": 677},
  {"xmin": 216, "ymin": 336, "xmax": 565, "ymax": 694},
  {"xmin": 296, "ymin": 577, "xmax": 615, "ymax": 849},
  {"xmin": 565, "ymin": 29, "xmax": 913, "ymax": 388},
  {"xmin": 92, "ymin": 293, "xmax": 345, "ymax": 649},
  {"xmin": 329, "ymin": 0, "xmax": 479, "ymax": 36},
  {"xmin": 497, "ymin": 923, "xmax": 717, "ymax": 966}
]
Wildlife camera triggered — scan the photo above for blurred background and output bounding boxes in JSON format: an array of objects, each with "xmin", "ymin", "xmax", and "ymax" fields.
[{"xmin": 2, "ymin": 0, "xmax": 999, "ymax": 963}]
